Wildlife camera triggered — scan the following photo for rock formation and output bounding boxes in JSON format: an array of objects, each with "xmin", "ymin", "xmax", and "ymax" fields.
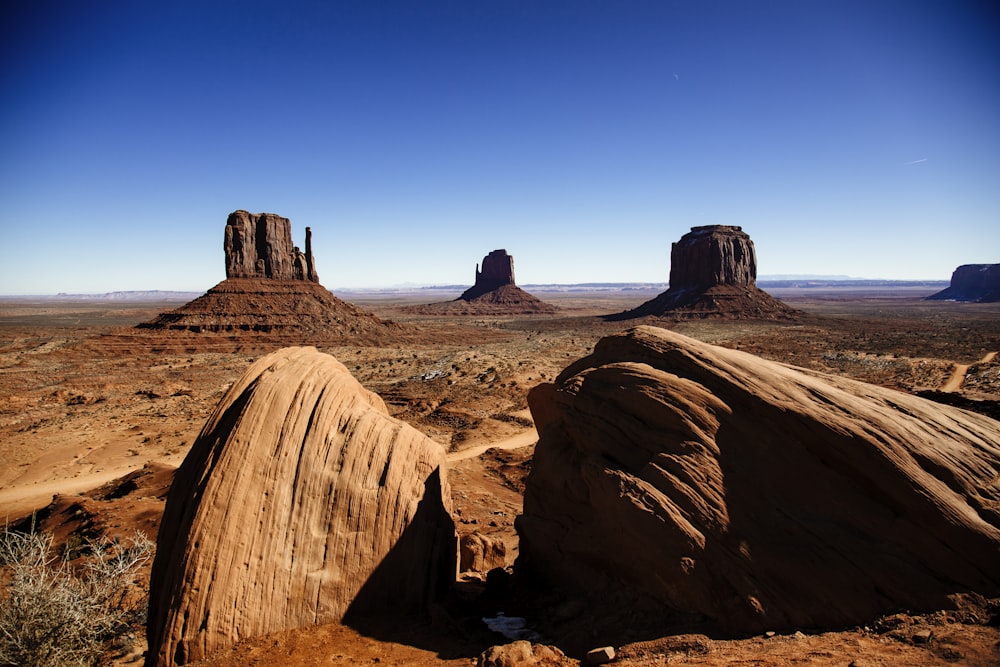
[
  {"xmin": 518, "ymin": 326, "xmax": 1000, "ymax": 637},
  {"xmin": 406, "ymin": 249, "xmax": 556, "ymax": 315},
  {"xmin": 145, "ymin": 347, "xmax": 456, "ymax": 666},
  {"xmin": 927, "ymin": 264, "xmax": 1000, "ymax": 302},
  {"xmin": 462, "ymin": 249, "xmax": 516, "ymax": 299},
  {"xmin": 139, "ymin": 210, "xmax": 400, "ymax": 342},
  {"xmin": 224, "ymin": 210, "xmax": 318, "ymax": 282},
  {"xmin": 609, "ymin": 226, "xmax": 797, "ymax": 320}
]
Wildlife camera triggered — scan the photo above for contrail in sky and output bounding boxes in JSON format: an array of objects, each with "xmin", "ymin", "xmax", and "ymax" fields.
[{"xmin": 904, "ymin": 158, "xmax": 928, "ymax": 165}]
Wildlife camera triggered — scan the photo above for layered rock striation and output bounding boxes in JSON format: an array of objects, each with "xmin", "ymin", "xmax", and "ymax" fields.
[
  {"xmin": 224, "ymin": 210, "xmax": 318, "ymax": 282},
  {"xmin": 518, "ymin": 326, "xmax": 1000, "ymax": 637},
  {"xmin": 610, "ymin": 226, "xmax": 796, "ymax": 320},
  {"xmin": 146, "ymin": 347, "xmax": 456, "ymax": 666},
  {"xmin": 927, "ymin": 264, "xmax": 1000, "ymax": 303}
]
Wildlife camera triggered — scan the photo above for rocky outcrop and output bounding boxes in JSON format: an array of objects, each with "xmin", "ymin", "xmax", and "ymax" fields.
[
  {"xmin": 139, "ymin": 210, "xmax": 400, "ymax": 342},
  {"xmin": 927, "ymin": 264, "xmax": 1000, "ymax": 302},
  {"xmin": 518, "ymin": 326, "xmax": 1000, "ymax": 636},
  {"xmin": 145, "ymin": 347, "xmax": 456, "ymax": 666},
  {"xmin": 137, "ymin": 278, "xmax": 399, "ymax": 342},
  {"xmin": 467, "ymin": 249, "xmax": 516, "ymax": 296},
  {"xmin": 609, "ymin": 226, "xmax": 796, "ymax": 320},
  {"xmin": 224, "ymin": 210, "xmax": 318, "ymax": 282},
  {"xmin": 406, "ymin": 249, "xmax": 556, "ymax": 315}
]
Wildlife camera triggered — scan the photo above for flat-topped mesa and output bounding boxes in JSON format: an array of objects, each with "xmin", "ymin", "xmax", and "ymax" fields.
[
  {"xmin": 608, "ymin": 225, "xmax": 797, "ymax": 320},
  {"xmin": 927, "ymin": 264, "xmax": 1000, "ymax": 303},
  {"xmin": 224, "ymin": 210, "xmax": 318, "ymax": 282},
  {"xmin": 670, "ymin": 225, "xmax": 756, "ymax": 290}
]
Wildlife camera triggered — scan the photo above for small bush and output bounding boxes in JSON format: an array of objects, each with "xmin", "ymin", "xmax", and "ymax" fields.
[{"xmin": 0, "ymin": 524, "xmax": 152, "ymax": 667}]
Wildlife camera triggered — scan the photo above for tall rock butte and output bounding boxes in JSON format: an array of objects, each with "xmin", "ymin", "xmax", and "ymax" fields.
[
  {"xmin": 224, "ymin": 210, "xmax": 318, "ymax": 282},
  {"xmin": 927, "ymin": 263, "xmax": 1000, "ymax": 303},
  {"xmin": 610, "ymin": 225, "xmax": 796, "ymax": 320},
  {"xmin": 408, "ymin": 249, "xmax": 556, "ymax": 314},
  {"xmin": 518, "ymin": 326, "xmax": 1000, "ymax": 641},
  {"xmin": 139, "ymin": 210, "xmax": 399, "ymax": 341},
  {"xmin": 145, "ymin": 347, "xmax": 456, "ymax": 666}
]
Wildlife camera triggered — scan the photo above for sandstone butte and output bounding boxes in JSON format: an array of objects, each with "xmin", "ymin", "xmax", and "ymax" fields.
[
  {"xmin": 610, "ymin": 225, "xmax": 798, "ymax": 320},
  {"xmin": 927, "ymin": 263, "xmax": 1000, "ymax": 303},
  {"xmin": 518, "ymin": 325, "xmax": 1000, "ymax": 638},
  {"xmin": 409, "ymin": 249, "xmax": 557, "ymax": 315},
  {"xmin": 139, "ymin": 210, "xmax": 398, "ymax": 340},
  {"xmin": 144, "ymin": 347, "xmax": 457, "ymax": 667}
]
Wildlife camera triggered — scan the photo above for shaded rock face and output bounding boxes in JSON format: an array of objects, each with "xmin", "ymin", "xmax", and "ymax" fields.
[
  {"xmin": 927, "ymin": 264, "xmax": 1000, "ymax": 302},
  {"xmin": 460, "ymin": 249, "xmax": 516, "ymax": 301},
  {"xmin": 145, "ymin": 347, "xmax": 456, "ymax": 666},
  {"xmin": 428, "ymin": 249, "xmax": 556, "ymax": 313},
  {"xmin": 518, "ymin": 326, "xmax": 1000, "ymax": 637},
  {"xmin": 609, "ymin": 226, "xmax": 796, "ymax": 320},
  {"xmin": 224, "ymin": 210, "xmax": 318, "ymax": 282},
  {"xmin": 669, "ymin": 225, "xmax": 756, "ymax": 290}
]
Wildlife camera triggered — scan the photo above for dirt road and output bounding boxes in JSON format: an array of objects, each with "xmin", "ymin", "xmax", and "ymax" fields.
[{"xmin": 942, "ymin": 351, "xmax": 998, "ymax": 392}]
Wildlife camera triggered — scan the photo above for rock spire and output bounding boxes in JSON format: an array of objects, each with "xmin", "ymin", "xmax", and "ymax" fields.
[{"xmin": 224, "ymin": 210, "xmax": 318, "ymax": 282}]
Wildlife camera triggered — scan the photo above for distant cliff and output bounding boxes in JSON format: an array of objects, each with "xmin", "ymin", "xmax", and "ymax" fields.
[{"xmin": 927, "ymin": 264, "xmax": 1000, "ymax": 302}]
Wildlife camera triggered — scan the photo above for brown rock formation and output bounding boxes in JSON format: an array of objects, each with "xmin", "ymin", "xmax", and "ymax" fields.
[
  {"xmin": 518, "ymin": 326, "xmax": 1000, "ymax": 637},
  {"xmin": 224, "ymin": 210, "xmax": 318, "ymax": 282},
  {"xmin": 145, "ymin": 347, "xmax": 456, "ymax": 666},
  {"xmin": 406, "ymin": 249, "xmax": 556, "ymax": 315},
  {"xmin": 609, "ymin": 226, "xmax": 797, "ymax": 320},
  {"xmin": 927, "ymin": 264, "xmax": 1000, "ymax": 302},
  {"xmin": 139, "ymin": 210, "xmax": 400, "ymax": 342}
]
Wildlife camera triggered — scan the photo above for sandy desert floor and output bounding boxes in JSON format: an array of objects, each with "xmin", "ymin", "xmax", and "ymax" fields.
[{"xmin": 1, "ymin": 287, "xmax": 999, "ymax": 666}]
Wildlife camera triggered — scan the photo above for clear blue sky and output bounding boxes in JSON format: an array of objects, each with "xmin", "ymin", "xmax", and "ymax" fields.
[{"xmin": 2, "ymin": 0, "xmax": 998, "ymax": 293}]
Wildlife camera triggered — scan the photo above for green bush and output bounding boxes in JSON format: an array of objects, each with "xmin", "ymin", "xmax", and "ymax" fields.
[{"xmin": 0, "ymin": 525, "xmax": 152, "ymax": 667}]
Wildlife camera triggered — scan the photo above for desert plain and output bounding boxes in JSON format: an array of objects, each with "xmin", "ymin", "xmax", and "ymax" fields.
[{"xmin": 1, "ymin": 285, "xmax": 999, "ymax": 666}]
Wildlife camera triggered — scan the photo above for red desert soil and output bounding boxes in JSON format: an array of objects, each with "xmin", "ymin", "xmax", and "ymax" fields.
[{"xmin": 2, "ymin": 287, "xmax": 999, "ymax": 666}]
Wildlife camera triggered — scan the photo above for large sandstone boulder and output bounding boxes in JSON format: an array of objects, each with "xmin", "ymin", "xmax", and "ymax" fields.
[
  {"xmin": 145, "ymin": 347, "xmax": 456, "ymax": 666},
  {"xmin": 518, "ymin": 326, "xmax": 1000, "ymax": 636},
  {"xmin": 927, "ymin": 264, "xmax": 1000, "ymax": 302},
  {"xmin": 611, "ymin": 226, "xmax": 796, "ymax": 319},
  {"xmin": 224, "ymin": 210, "xmax": 318, "ymax": 282}
]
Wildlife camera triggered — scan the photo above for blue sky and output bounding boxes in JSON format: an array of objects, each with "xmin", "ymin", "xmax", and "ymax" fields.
[{"xmin": 1, "ymin": 0, "xmax": 998, "ymax": 293}]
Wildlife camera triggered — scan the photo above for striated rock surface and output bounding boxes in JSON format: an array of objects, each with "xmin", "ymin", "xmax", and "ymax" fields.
[
  {"xmin": 145, "ymin": 347, "xmax": 457, "ymax": 666},
  {"xmin": 518, "ymin": 326, "xmax": 1000, "ymax": 636},
  {"xmin": 224, "ymin": 210, "xmax": 318, "ymax": 282},
  {"xmin": 610, "ymin": 226, "xmax": 796, "ymax": 320},
  {"xmin": 138, "ymin": 278, "xmax": 398, "ymax": 341},
  {"xmin": 927, "ymin": 264, "xmax": 1000, "ymax": 303}
]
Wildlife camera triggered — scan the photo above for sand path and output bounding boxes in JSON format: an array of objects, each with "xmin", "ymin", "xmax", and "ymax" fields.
[
  {"xmin": 447, "ymin": 426, "xmax": 537, "ymax": 462},
  {"xmin": 942, "ymin": 351, "xmax": 997, "ymax": 392}
]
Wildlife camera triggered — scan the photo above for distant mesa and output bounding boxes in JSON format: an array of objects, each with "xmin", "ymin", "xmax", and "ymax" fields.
[
  {"xmin": 608, "ymin": 225, "xmax": 798, "ymax": 320},
  {"xmin": 406, "ymin": 249, "xmax": 557, "ymax": 315},
  {"xmin": 145, "ymin": 346, "xmax": 456, "ymax": 666},
  {"xmin": 518, "ymin": 325, "xmax": 1000, "ymax": 639},
  {"xmin": 138, "ymin": 210, "xmax": 398, "ymax": 341},
  {"xmin": 927, "ymin": 263, "xmax": 1000, "ymax": 303}
]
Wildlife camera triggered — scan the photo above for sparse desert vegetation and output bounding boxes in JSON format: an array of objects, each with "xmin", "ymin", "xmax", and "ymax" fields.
[{"xmin": 1, "ymin": 286, "xmax": 999, "ymax": 666}]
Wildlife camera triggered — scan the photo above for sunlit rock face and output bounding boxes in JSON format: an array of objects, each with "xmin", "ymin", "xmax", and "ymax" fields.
[
  {"xmin": 518, "ymin": 325, "xmax": 1000, "ymax": 636},
  {"xmin": 145, "ymin": 346, "xmax": 456, "ymax": 666},
  {"xmin": 224, "ymin": 209, "xmax": 318, "ymax": 282},
  {"xmin": 609, "ymin": 226, "xmax": 797, "ymax": 320}
]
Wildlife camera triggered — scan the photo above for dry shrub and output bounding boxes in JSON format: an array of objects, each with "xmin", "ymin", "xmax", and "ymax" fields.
[{"xmin": 0, "ymin": 524, "xmax": 152, "ymax": 667}]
